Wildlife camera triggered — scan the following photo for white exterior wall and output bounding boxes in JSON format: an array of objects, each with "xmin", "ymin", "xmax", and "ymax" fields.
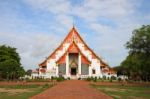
[
  {"xmin": 31, "ymin": 73, "xmax": 39, "ymax": 78},
  {"xmin": 45, "ymin": 43, "xmax": 70, "ymax": 77},
  {"xmin": 77, "ymin": 42, "xmax": 103, "ymax": 78},
  {"xmin": 47, "ymin": 59, "xmax": 56, "ymax": 69},
  {"xmin": 90, "ymin": 59, "xmax": 102, "ymax": 78}
]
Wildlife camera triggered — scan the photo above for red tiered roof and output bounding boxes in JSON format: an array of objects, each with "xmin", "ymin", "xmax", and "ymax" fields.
[
  {"xmin": 69, "ymin": 42, "xmax": 90, "ymax": 64},
  {"xmin": 51, "ymin": 53, "xmax": 56, "ymax": 59},
  {"xmin": 40, "ymin": 68, "xmax": 46, "ymax": 73},
  {"xmin": 68, "ymin": 41, "xmax": 80, "ymax": 53},
  {"xmin": 81, "ymin": 54, "xmax": 90, "ymax": 64},
  {"xmin": 39, "ymin": 26, "xmax": 108, "ymax": 67},
  {"xmin": 39, "ymin": 60, "xmax": 46, "ymax": 67},
  {"xmin": 58, "ymin": 45, "xmax": 63, "ymax": 50},
  {"xmin": 109, "ymin": 68, "xmax": 116, "ymax": 74},
  {"xmin": 63, "ymin": 27, "xmax": 82, "ymax": 43},
  {"xmin": 56, "ymin": 41, "xmax": 90, "ymax": 65},
  {"xmin": 56, "ymin": 53, "xmax": 67, "ymax": 64}
]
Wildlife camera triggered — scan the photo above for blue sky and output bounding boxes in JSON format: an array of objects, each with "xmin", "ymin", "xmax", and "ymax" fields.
[{"xmin": 0, "ymin": 0, "xmax": 150, "ymax": 70}]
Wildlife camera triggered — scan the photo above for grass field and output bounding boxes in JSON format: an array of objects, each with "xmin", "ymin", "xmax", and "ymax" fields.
[
  {"xmin": 92, "ymin": 84, "xmax": 150, "ymax": 99},
  {"xmin": 0, "ymin": 84, "xmax": 52, "ymax": 99}
]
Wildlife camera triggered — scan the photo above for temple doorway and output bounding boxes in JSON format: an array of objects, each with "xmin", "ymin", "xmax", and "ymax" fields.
[
  {"xmin": 71, "ymin": 68, "xmax": 77, "ymax": 75},
  {"xmin": 69, "ymin": 53, "xmax": 78, "ymax": 76}
]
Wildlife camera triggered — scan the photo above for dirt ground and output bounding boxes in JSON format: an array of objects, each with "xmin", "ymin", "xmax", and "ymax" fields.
[
  {"xmin": 1, "ymin": 80, "xmax": 149, "ymax": 99},
  {"xmin": 30, "ymin": 80, "xmax": 112, "ymax": 99},
  {"xmin": 92, "ymin": 81, "xmax": 150, "ymax": 86},
  {"xmin": 0, "ymin": 88, "xmax": 33, "ymax": 95},
  {"xmin": 0, "ymin": 81, "xmax": 57, "ymax": 86}
]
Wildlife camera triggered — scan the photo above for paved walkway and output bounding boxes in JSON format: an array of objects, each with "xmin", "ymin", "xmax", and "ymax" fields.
[{"xmin": 31, "ymin": 80, "xmax": 112, "ymax": 99}]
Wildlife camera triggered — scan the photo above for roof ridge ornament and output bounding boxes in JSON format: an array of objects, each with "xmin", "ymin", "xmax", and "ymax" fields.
[{"xmin": 73, "ymin": 18, "xmax": 75, "ymax": 29}]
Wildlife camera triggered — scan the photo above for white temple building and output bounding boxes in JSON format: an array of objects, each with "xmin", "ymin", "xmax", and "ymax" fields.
[{"xmin": 38, "ymin": 26, "xmax": 116, "ymax": 79}]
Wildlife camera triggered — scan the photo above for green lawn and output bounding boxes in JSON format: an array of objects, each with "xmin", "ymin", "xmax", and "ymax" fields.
[
  {"xmin": 92, "ymin": 84, "xmax": 150, "ymax": 99},
  {"xmin": 0, "ymin": 84, "xmax": 52, "ymax": 99}
]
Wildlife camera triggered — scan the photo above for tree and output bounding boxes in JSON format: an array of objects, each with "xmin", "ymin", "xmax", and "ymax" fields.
[
  {"xmin": 26, "ymin": 69, "xmax": 32, "ymax": 76},
  {"xmin": 126, "ymin": 25, "xmax": 150, "ymax": 54},
  {"xmin": 121, "ymin": 25, "xmax": 150, "ymax": 81},
  {"xmin": 0, "ymin": 45, "xmax": 25, "ymax": 80},
  {"xmin": 113, "ymin": 66, "xmax": 129, "ymax": 77}
]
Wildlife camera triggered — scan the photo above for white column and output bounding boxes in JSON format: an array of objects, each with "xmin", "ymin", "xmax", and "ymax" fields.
[
  {"xmin": 56, "ymin": 64, "xmax": 59, "ymax": 77},
  {"xmin": 39, "ymin": 67, "xmax": 41, "ymax": 76},
  {"xmin": 89, "ymin": 65, "xmax": 92, "ymax": 76},
  {"xmin": 78, "ymin": 53, "xmax": 81, "ymax": 75},
  {"xmin": 66, "ymin": 53, "xmax": 69, "ymax": 77},
  {"xmin": 99, "ymin": 64, "xmax": 103, "ymax": 78}
]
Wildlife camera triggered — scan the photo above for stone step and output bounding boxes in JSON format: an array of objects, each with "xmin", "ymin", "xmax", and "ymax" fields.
[{"xmin": 70, "ymin": 76, "xmax": 78, "ymax": 79}]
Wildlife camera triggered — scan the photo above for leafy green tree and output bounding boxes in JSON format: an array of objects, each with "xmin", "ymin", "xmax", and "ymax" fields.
[
  {"xmin": 0, "ymin": 45, "xmax": 25, "ymax": 80},
  {"xmin": 121, "ymin": 25, "xmax": 150, "ymax": 81},
  {"xmin": 126, "ymin": 25, "xmax": 150, "ymax": 54},
  {"xmin": 113, "ymin": 66, "xmax": 129, "ymax": 77},
  {"xmin": 26, "ymin": 69, "xmax": 32, "ymax": 76}
]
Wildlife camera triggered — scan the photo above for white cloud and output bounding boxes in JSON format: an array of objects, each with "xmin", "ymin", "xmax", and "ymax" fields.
[
  {"xmin": 90, "ymin": 23, "xmax": 114, "ymax": 34},
  {"xmin": 0, "ymin": 31, "xmax": 61, "ymax": 70},
  {"xmin": 24, "ymin": 0, "xmax": 71, "ymax": 14},
  {"xmin": 73, "ymin": 0, "xmax": 138, "ymax": 22},
  {"xmin": 0, "ymin": 0, "xmax": 148, "ymax": 69},
  {"xmin": 24, "ymin": 0, "xmax": 73, "ymax": 29},
  {"xmin": 55, "ymin": 15, "xmax": 73, "ymax": 29}
]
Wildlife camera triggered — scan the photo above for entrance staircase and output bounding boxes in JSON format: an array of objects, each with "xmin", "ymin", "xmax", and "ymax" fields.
[{"xmin": 70, "ymin": 75, "xmax": 78, "ymax": 79}]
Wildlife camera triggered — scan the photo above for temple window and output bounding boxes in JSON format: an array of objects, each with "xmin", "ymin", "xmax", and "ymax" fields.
[
  {"xmin": 42, "ymin": 66, "xmax": 46, "ymax": 68},
  {"xmin": 92, "ymin": 69, "xmax": 96, "ymax": 74}
]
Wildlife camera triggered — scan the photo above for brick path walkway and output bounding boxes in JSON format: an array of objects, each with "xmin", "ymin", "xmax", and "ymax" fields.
[{"xmin": 31, "ymin": 80, "xmax": 112, "ymax": 99}]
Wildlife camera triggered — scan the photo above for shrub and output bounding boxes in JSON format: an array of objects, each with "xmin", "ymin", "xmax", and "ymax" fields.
[
  {"xmin": 103, "ymin": 76, "xmax": 106, "ymax": 80},
  {"xmin": 86, "ymin": 77, "xmax": 98, "ymax": 82},
  {"xmin": 86, "ymin": 77, "xmax": 92, "ymax": 81},
  {"xmin": 93, "ymin": 77, "xmax": 97, "ymax": 82},
  {"xmin": 78, "ymin": 77, "xmax": 81, "ymax": 80},
  {"xmin": 118, "ymin": 78, "xmax": 122, "ymax": 82},
  {"xmin": 67, "ymin": 77, "xmax": 70, "ymax": 80},
  {"xmin": 107, "ymin": 77, "xmax": 110, "ymax": 80},
  {"xmin": 42, "ymin": 83, "xmax": 54, "ymax": 89},
  {"xmin": 56, "ymin": 77, "xmax": 65, "ymax": 82},
  {"xmin": 42, "ymin": 83, "xmax": 50, "ymax": 88},
  {"xmin": 86, "ymin": 77, "xmax": 94, "ymax": 81},
  {"xmin": 51, "ymin": 76, "xmax": 54, "ymax": 80},
  {"xmin": 26, "ymin": 78, "xmax": 50, "ymax": 82},
  {"xmin": 109, "ymin": 79, "xmax": 112, "ymax": 82},
  {"xmin": 51, "ymin": 76, "xmax": 57, "ymax": 81},
  {"xmin": 111, "ymin": 76, "xmax": 117, "ymax": 80},
  {"xmin": 98, "ymin": 77, "xmax": 101, "ymax": 79}
]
